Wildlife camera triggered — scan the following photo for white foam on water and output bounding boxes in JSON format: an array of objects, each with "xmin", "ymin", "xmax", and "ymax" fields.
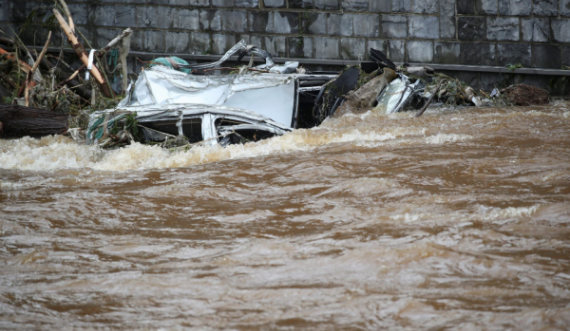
[
  {"xmin": 0, "ymin": 119, "xmax": 426, "ymax": 172},
  {"xmin": 424, "ymin": 133, "xmax": 472, "ymax": 145},
  {"xmin": 0, "ymin": 136, "xmax": 102, "ymax": 170},
  {"xmin": 476, "ymin": 204, "xmax": 540, "ymax": 224}
]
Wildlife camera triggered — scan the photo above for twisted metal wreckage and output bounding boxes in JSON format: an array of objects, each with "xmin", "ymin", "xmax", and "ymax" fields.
[{"xmin": 86, "ymin": 40, "xmax": 479, "ymax": 149}]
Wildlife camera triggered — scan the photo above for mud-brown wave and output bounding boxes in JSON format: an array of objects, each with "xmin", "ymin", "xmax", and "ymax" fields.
[{"xmin": 1, "ymin": 102, "xmax": 570, "ymax": 330}]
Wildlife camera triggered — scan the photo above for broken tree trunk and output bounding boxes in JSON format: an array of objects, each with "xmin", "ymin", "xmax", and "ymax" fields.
[
  {"xmin": 0, "ymin": 105, "xmax": 68, "ymax": 138},
  {"xmin": 53, "ymin": 9, "xmax": 112, "ymax": 98}
]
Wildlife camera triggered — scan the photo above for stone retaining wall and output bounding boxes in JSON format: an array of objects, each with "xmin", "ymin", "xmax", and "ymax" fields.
[{"xmin": 2, "ymin": 0, "xmax": 570, "ymax": 71}]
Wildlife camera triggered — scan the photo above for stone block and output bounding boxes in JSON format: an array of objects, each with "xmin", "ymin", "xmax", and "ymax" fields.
[
  {"xmin": 439, "ymin": 0, "xmax": 456, "ymax": 39},
  {"xmin": 532, "ymin": 44, "xmax": 561, "ymax": 68},
  {"xmin": 457, "ymin": 0, "xmax": 498, "ymax": 14},
  {"xmin": 189, "ymin": 32, "xmax": 211, "ymax": 54},
  {"xmin": 368, "ymin": 39, "xmax": 388, "ymax": 54},
  {"xmin": 381, "ymin": 15, "xmax": 407, "ymax": 39},
  {"xmin": 272, "ymin": 12, "xmax": 300, "ymax": 34},
  {"xmin": 354, "ymin": 14, "xmax": 380, "ymax": 37},
  {"xmin": 521, "ymin": 18, "xmax": 550, "ymax": 42},
  {"xmin": 562, "ymin": 0, "xmax": 570, "ymax": 17},
  {"xmin": 235, "ymin": 0, "xmax": 259, "ymax": 7},
  {"xmin": 306, "ymin": 13, "xmax": 327, "ymax": 35},
  {"xmin": 408, "ymin": 15, "xmax": 439, "ymax": 39},
  {"xmin": 248, "ymin": 11, "xmax": 269, "ymax": 32},
  {"xmin": 170, "ymin": 0, "xmax": 209, "ymax": 5},
  {"xmin": 97, "ymin": 28, "xmax": 118, "ymax": 49},
  {"xmin": 220, "ymin": 10, "xmax": 247, "ymax": 32},
  {"xmin": 191, "ymin": 0, "xmax": 210, "ymax": 6},
  {"xmin": 289, "ymin": 0, "xmax": 313, "ymax": 9},
  {"xmin": 497, "ymin": 44, "xmax": 531, "ymax": 67},
  {"xmin": 407, "ymin": 41, "xmax": 433, "ymax": 62},
  {"xmin": 370, "ymin": 1, "xmax": 390, "ymax": 12},
  {"xmin": 392, "ymin": 0, "xmax": 411, "ymax": 12},
  {"xmin": 157, "ymin": 6, "xmax": 178, "ymax": 29},
  {"xmin": 433, "ymin": 42, "xmax": 461, "ymax": 64},
  {"xmin": 499, "ymin": 0, "xmax": 532, "ymax": 16},
  {"xmin": 248, "ymin": 35, "xmax": 263, "ymax": 48},
  {"xmin": 458, "ymin": 17, "xmax": 485, "ymax": 41},
  {"xmin": 342, "ymin": 0, "xmax": 369, "ymax": 11},
  {"xmin": 413, "ymin": 0, "xmax": 439, "ymax": 13},
  {"xmin": 487, "ymin": 17, "xmax": 519, "ymax": 41},
  {"xmin": 533, "ymin": 0, "xmax": 558, "ymax": 16},
  {"xmin": 314, "ymin": 37, "xmax": 339, "ymax": 59},
  {"xmin": 166, "ymin": 32, "xmax": 190, "ymax": 53},
  {"xmin": 562, "ymin": 47, "xmax": 570, "ymax": 66},
  {"xmin": 179, "ymin": 9, "xmax": 200, "ymax": 31},
  {"xmin": 288, "ymin": 37, "xmax": 313, "ymax": 58},
  {"xmin": 9, "ymin": 2, "xmax": 26, "ymax": 21},
  {"xmin": 91, "ymin": 5, "xmax": 114, "ymax": 27},
  {"xmin": 130, "ymin": 29, "xmax": 144, "ymax": 51},
  {"xmin": 264, "ymin": 36, "xmax": 286, "ymax": 57},
  {"xmin": 460, "ymin": 43, "xmax": 496, "ymax": 66},
  {"xmin": 212, "ymin": 0, "xmax": 235, "ymax": 6},
  {"xmin": 144, "ymin": 30, "xmax": 165, "ymax": 52},
  {"xmin": 478, "ymin": 72, "xmax": 499, "ymax": 91},
  {"xmin": 67, "ymin": 4, "xmax": 88, "ymax": 26},
  {"xmin": 136, "ymin": 6, "xmax": 157, "ymax": 28},
  {"xmin": 327, "ymin": 14, "xmax": 354, "ymax": 36},
  {"xmin": 200, "ymin": 10, "xmax": 222, "ymax": 31},
  {"xmin": 340, "ymin": 38, "xmax": 366, "ymax": 60},
  {"xmin": 315, "ymin": 0, "xmax": 340, "ymax": 10},
  {"xmin": 212, "ymin": 34, "xmax": 237, "ymax": 54},
  {"xmin": 552, "ymin": 19, "xmax": 570, "ymax": 43},
  {"xmin": 149, "ymin": 0, "xmax": 169, "ymax": 4},
  {"xmin": 263, "ymin": 0, "xmax": 286, "ymax": 7},
  {"xmin": 115, "ymin": 5, "xmax": 135, "ymax": 28}
]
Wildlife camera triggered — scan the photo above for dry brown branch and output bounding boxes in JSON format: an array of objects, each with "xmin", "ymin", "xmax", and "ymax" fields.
[
  {"xmin": 97, "ymin": 28, "xmax": 132, "ymax": 57},
  {"xmin": 30, "ymin": 32, "xmax": 51, "ymax": 74},
  {"xmin": 57, "ymin": 64, "xmax": 86, "ymax": 88},
  {"xmin": 57, "ymin": 0, "xmax": 74, "ymax": 32},
  {"xmin": 25, "ymin": 32, "xmax": 51, "ymax": 107},
  {"xmin": 416, "ymin": 82, "xmax": 441, "ymax": 118},
  {"xmin": 53, "ymin": 8, "xmax": 111, "ymax": 98}
]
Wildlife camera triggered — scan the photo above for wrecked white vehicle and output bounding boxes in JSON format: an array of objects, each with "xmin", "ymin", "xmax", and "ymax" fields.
[{"xmin": 87, "ymin": 40, "xmax": 336, "ymax": 148}]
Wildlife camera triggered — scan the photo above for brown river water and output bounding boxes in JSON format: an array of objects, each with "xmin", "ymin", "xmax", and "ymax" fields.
[{"xmin": 1, "ymin": 103, "xmax": 570, "ymax": 330}]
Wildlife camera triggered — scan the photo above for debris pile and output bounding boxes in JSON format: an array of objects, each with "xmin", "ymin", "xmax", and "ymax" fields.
[
  {"xmin": 0, "ymin": 0, "xmax": 130, "ymax": 137},
  {"xmin": 0, "ymin": 2, "xmax": 558, "ymax": 147},
  {"xmin": 503, "ymin": 84, "xmax": 550, "ymax": 106}
]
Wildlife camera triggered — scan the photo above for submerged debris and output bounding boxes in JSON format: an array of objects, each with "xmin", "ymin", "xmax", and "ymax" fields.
[
  {"xmin": 335, "ymin": 68, "xmax": 398, "ymax": 117},
  {"xmin": 503, "ymin": 84, "xmax": 550, "ymax": 106}
]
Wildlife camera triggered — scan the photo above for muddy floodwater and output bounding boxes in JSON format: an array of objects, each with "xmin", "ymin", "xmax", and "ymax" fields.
[{"xmin": 1, "ymin": 103, "xmax": 570, "ymax": 330}]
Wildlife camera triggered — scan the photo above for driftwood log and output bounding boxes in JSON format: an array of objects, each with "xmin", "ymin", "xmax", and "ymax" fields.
[{"xmin": 0, "ymin": 105, "xmax": 68, "ymax": 138}]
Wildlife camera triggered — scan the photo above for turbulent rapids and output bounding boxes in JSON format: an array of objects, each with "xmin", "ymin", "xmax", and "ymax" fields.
[{"xmin": 1, "ymin": 103, "xmax": 570, "ymax": 330}]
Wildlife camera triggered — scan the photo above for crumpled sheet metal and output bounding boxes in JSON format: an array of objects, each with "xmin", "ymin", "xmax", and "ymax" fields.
[
  {"xmin": 375, "ymin": 74, "xmax": 422, "ymax": 114},
  {"xmin": 87, "ymin": 103, "xmax": 292, "ymax": 145},
  {"xmin": 120, "ymin": 66, "xmax": 297, "ymax": 127}
]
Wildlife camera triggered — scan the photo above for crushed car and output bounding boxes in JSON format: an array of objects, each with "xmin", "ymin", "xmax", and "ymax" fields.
[{"xmin": 87, "ymin": 40, "xmax": 339, "ymax": 148}]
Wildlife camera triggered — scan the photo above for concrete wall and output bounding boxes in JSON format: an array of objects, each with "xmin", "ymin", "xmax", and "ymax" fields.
[{"xmin": 2, "ymin": 1, "xmax": 569, "ymax": 76}]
